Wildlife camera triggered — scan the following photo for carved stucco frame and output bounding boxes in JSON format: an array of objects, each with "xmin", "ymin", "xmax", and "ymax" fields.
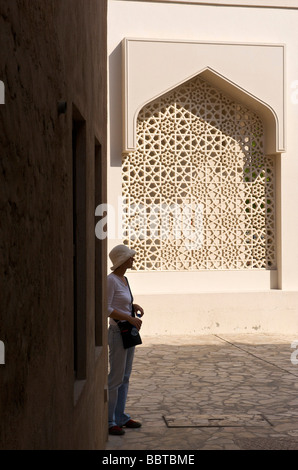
[{"xmin": 122, "ymin": 38, "xmax": 285, "ymax": 155}]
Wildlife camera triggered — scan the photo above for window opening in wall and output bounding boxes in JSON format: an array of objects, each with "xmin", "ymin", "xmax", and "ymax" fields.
[
  {"xmin": 72, "ymin": 105, "xmax": 87, "ymax": 380},
  {"xmin": 122, "ymin": 76, "xmax": 276, "ymax": 271},
  {"xmin": 95, "ymin": 139, "xmax": 103, "ymax": 347}
]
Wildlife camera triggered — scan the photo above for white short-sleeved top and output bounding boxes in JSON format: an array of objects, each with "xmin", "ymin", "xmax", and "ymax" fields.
[{"xmin": 107, "ymin": 273, "xmax": 133, "ymax": 325}]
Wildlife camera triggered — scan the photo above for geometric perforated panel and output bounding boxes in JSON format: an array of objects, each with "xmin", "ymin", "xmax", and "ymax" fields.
[{"xmin": 122, "ymin": 76, "xmax": 276, "ymax": 271}]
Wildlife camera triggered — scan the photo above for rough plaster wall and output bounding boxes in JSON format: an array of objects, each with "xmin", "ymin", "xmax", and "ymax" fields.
[{"xmin": 0, "ymin": 0, "xmax": 107, "ymax": 450}]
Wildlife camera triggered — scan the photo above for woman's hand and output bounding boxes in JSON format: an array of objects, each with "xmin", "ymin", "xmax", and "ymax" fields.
[
  {"xmin": 133, "ymin": 303, "xmax": 144, "ymax": 318},
  {"xmin": 129, "ymin": 316, "xmax": 142, "ymax": 331}
]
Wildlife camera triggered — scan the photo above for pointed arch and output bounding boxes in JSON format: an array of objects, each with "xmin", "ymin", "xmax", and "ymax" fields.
[
  {"xmin": 122, "ymin": 38, "xmax": 285, "ymax": 154},
  {"xmin": 122, "ymin": 74, "xmax": 276, "ymax": 272},
  {"xmin": 133, "ymin": 67, "xmax": 279, "ymax": 155}
]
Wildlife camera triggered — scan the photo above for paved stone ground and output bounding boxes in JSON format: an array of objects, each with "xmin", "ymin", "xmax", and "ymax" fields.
[{"xmin": 105, "ymin": 333, "xmax": 298, "ymax": 450}]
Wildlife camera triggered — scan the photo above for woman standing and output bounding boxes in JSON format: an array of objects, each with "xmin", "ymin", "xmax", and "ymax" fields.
[{"xmin": 107, "ymin": 244, "xmax": 144, "ymax": 436}]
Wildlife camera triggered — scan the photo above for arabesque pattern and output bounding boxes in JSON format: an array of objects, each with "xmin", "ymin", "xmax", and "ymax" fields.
[{"xmin": 122, "ymin": 76, "xmax": 275, "ymax": 271}]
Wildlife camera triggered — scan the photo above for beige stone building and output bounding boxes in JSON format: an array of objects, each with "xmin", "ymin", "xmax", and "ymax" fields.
[
  {"xmin": 108, "ymin": 0, "xmax": 298, "ymax": 336},
  {"xmin": 1, "ymin": 0, "xmax": 298, "ymax": 451},
  {"xmin": 0, "ymin": 0, "xmax": 108, "ymax": 449}
]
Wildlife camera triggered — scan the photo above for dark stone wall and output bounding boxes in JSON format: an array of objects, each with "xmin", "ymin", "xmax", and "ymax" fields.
[{"xmin": 0, "ymin": 0, "xmax": 108, "ymax": 449}]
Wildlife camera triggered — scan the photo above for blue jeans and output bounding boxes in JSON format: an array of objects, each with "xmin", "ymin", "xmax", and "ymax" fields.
[{"xmin": 108, "ymin": 325, "xmax": 135, "ymax": 428}]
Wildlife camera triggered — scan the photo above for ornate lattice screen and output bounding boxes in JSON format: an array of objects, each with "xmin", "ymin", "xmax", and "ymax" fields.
[{"xmin": 122, "ymin": 76, "xmax": 276, "ymax": 271}]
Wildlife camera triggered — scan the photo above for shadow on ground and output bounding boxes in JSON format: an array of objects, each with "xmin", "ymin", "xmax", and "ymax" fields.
[{"xmin": 106, "ymin": 334, "xmax": 298, "ymax": 450}]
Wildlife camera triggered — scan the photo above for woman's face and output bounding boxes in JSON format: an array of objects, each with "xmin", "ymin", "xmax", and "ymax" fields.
[{"xmin": 125, "ymin": 256, "xmax": 135, "ymax": 269}]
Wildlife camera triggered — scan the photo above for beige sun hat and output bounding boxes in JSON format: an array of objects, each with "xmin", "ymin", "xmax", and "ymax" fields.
[{"xmin": 109, "ymin": 244, "xmax": 136, "ymax": 271}]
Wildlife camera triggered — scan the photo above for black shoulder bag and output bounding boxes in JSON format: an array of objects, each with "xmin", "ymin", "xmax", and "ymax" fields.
[{"xmin": 116, "ymin": 277, "xmax": 142, "ymax": 349}]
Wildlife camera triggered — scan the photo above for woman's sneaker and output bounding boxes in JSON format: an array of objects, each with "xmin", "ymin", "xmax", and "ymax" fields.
[
  {"xmin": 122, "ymin": 419, "xmax": 142, "ymax": 428},
  {"xmin": 109, "ymin": 425, "xmax": 125, "ymax": 435}
]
